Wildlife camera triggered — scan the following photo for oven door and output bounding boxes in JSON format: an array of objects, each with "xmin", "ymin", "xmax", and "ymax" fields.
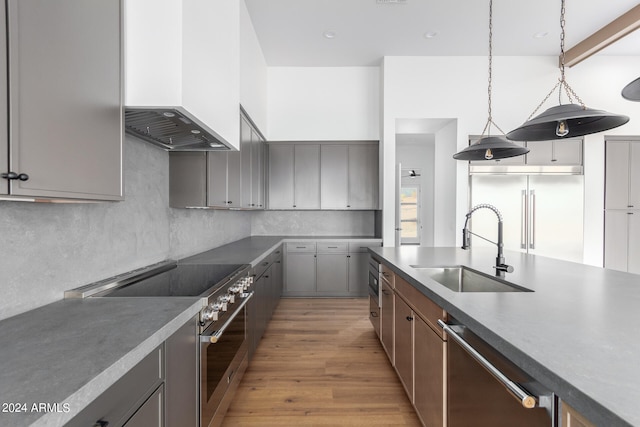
[
  {"xmin": 368, "ymin": 259, "xmax": 380, "ymax": 307},
  {"xmin": 200, "ymin": 293, "xmax": 252, "ymax": 427}
]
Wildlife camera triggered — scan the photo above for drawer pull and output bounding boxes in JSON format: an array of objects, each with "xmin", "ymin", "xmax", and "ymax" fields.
[
  {"xmin": 406, "ymin": 316, "xmax": 413, "ymax": 321},
  {"xmin": 93, "ymin": 421, "xmax": 109, "ymax": 427},
  {"xmin": 370, "ymin": 311, "xmax": 378, "ymax": 317}
]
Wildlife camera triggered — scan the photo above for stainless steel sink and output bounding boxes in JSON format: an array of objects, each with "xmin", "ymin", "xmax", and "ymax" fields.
[{"xmin": 409, "ymin": 265, "xmax": 532, "ymax": 293}]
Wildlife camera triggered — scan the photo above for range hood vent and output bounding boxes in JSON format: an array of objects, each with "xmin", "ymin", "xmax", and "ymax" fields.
[{"xmin": 125, "ymin": 106, "xmax": 232, "ymax": 151}]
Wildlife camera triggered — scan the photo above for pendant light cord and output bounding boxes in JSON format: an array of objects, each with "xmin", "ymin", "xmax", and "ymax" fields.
[
  {"xmin": 525, "ymin": 0, "xmax": 586, "ymax": 121},
  {"xmin": 482, "ymin": 0, "xmax": 506, "ymax": 137}
]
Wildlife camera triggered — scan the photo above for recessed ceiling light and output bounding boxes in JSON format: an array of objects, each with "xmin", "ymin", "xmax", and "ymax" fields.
[
  {"xmin": 533, "ymin": 31, "xmax": 548, "ymax": 39},
  {"xmin": 423, "ymin": 31, "xmax": 439, "ymax": 39},
  {"xmin": 323, "ymin": 31, "xmax": 336, "ymax": 39}
]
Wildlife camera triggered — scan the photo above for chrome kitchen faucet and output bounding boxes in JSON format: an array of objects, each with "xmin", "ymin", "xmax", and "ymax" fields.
[{"xmin": 462, "ymin": 204, "xmax": 514, "ymax": 277}]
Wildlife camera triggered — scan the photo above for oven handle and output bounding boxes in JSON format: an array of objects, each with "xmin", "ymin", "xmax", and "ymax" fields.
[{"xmin": 201, "ymin": 291, "xmax": 254, "ymax": 344}]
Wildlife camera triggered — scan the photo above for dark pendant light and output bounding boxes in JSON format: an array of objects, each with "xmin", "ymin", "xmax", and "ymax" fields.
[
  {"xmin": 507, "ymin": 0, "xmax": 629, "ymax": 141},
  {"xmin": 622, "ymin": 76, "xmax": 640, "ymax": 101},
  {"xmin": 454, "ymin": 0, "xmax": 529, "ymax": 161}
]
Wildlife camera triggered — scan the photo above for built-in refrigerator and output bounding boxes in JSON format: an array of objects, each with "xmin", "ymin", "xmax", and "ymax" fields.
[{"xmin": 469, "ymin": 174, "xmax": 584, "ymax": 263}]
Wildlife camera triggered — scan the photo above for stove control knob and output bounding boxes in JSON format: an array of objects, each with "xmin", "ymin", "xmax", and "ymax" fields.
[
  {"xmin": 218, "ymin": 295, "xmax": 230, "ymax": 311},
  {"xmin": 201, "ymin": 305, "xmax": 219, "ymax": 322}
]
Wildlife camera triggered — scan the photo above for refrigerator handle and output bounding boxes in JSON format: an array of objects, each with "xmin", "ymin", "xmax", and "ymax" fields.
[
  {"xmin": 521, "ymin": 190, "xmax": 527, "ymax": 249},
  {"xmin": 530, "ymin": 190, "xmax": 536, "ymax": 250}
]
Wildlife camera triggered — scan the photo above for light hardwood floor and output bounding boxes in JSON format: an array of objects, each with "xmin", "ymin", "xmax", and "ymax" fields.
[{"xmin": 221, "ymin": 298, "xmax": 422, "ymax": 426}]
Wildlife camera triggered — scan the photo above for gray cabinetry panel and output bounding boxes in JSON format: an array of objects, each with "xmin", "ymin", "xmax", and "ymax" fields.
[
  {"xmin": 294, "ymin": 144, "xmax": 321, "ymax": 209},
  {"xmin": 7, "ymin": 0, "xmax": 122, "ymax": 200},
  {"xmin": 348, "ymin": 144, "xmax": 379, "ymax": 209},
  {"xmin": 124, "ymin": 385, "xmax": 163, "ymax": 427},
  {"xmin": 285, "ymin": 252, "xmax": 316, "ymax": 295},
  {"xmin": 165, "ymin": 316, "xmax": 197, "ymax": 427},
  {"xmin": 240, "ymin": 116, "xmax": 253, "ymax": 208},
  {"xmin": 251, "ymin": 128, "xmax": 264, "ymax": 208},
  {"xmin": 348, "ymin": 252, "xmax": 369, "ymax": 296},
  {"xmin": 170, "ymin": 152, "xmax": 207, "ymax": 208},
  {"xmin": 268, "ymin": 145, "xmax": 294, "ymax": 209},
  {"xmin": 525, "ymin": 139, "xmax": 582, "ymax": 165},
  {"xmin": 66, "ymin": 345, "xmax": 164, "ymax": 427},
  {"xmin": 207, "ymin": 152, "xmax": 229, "ymax": 207},
  {"xmin": 605, "ymin": 141, "xmax": 631, "ymax": 209},
  {"xmin": 321, "ymin": 145, "xmax": 349, "ymax": 209},
  {"xmin": 316, "ymin": 253, "xmax": 348, "ymax": 294},
  {"xmin": 630, "ymin": 144, "xmax": 640, "ymax": 209},
  {"xmin": 629, "ymin": 213, "xmax": 640, "ymax": 275},
  {"xmin": 604, "ymin": 211, "xmax": 629, "ymax": 272},
  {"xmin": 227, "ymin": 151, "xmax": 242, "ymax": 208}
]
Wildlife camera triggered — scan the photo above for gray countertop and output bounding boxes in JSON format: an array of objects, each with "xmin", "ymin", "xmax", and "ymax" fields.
[
  {"xmin": 0, "ymin": 235, "xmax": 380, "ymax": 427},
  {"xmin": 180, "ymin": 235, "xmax": 381, "ymax": 267},
  {"xmin": 370, "ymin": 246, "xmax": 640, "ymax": 427},
  {"xmin": 0, "ymin": 297, "xmax": 203, "ymax": 427}
]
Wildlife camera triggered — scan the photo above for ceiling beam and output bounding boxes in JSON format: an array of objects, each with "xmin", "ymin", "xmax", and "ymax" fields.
[{"xmin": 564, "ymin": 4, "xmax": 640, "ymax": 67}]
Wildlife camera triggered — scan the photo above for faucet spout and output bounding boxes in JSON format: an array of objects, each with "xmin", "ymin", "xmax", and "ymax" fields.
[{"xmin": 461, "ymin": 204, "xmax": 513, "ymax": 277}]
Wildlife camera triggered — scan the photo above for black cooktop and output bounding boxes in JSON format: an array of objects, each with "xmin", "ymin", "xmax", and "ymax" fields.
[{"xmin": 99, "ymin": 263, "xmax": 248, "ymax": 298}]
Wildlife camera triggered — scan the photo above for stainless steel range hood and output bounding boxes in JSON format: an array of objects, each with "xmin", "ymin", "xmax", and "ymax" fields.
[{"xmin": 125, "ymin": 106, "xmax": 232, "ymax": 151}]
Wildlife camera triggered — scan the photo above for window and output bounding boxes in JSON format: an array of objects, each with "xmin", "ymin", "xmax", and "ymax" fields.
[{"xmin": 400, "ymin": 185, "xmax": 420, "ymax": 245}]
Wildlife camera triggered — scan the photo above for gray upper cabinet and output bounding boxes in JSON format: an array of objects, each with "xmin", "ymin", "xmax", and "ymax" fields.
[
  {"xmin": 240, "ymin": 112, "xmax": 265, "ymax": 209},
  {"xmin": 605, "ymin": 141, "xmax": 640, "ymax": 209},
  {"xmin": 269, "ymin": 141, "xmax": 379, "ymax": 210},
  {"xmin": 525, "ymin": 139, "xmax": 582, "ymax": 165},
  {"xmin": 267, "ymin": 143, "xmax": 321, "ymax": 209},
  {"xmin": 348, "ymin": 144, "xmax": 379, "ymax": 209},
  {"xmin": 294, "ymin": 145, "xmax": 321, "ymax": 209},
  {"xmin": 170, "ymin": 110, "xmax": 263, "ymax": 210},
  {"xmin": 321, "ymin": 145, "xmax": 349, "ymax": 209},
  {"xmin": 469, "ymin": 137, "xmax": 582, "ymax": 168},
  {"xmin": 268, "ymin": 144, "xmax": 295, "ymax": 209},
  {"xmin": 2, "ymin": 0, "xmax": 123, "ymax": 201}
]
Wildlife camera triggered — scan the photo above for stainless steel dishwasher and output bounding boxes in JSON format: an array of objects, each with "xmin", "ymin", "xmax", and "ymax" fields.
[{"xmin": 438, "ymin": 319, "xmax": 558, "ymax": 427}]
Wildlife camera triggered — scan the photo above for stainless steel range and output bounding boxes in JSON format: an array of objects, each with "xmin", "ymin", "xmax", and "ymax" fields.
[{"xmin": 65, "ymin": 260, "xmax": 253, "ymax": 427}]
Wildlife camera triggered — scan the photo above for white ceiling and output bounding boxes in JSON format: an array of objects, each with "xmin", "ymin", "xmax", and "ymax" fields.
[{"xmin": 244, "ymin": 0, "xmax": 640, "ymax": 67}]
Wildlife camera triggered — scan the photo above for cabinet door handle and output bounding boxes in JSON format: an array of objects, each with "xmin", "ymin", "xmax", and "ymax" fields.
[
  {"xmin": 1, "ymin": 172, "xmax": 29, "ymax": 181},
  {"xmin": 93, "ymin": 421, "xmax": 109, "ymax": 427},
  {"xmin": 406, "ymin": 316, "xmax": 413, "ymax": 321},
  {"xmin": 370, "ymin": 311, "xmax": 378, "ymax": 318}
]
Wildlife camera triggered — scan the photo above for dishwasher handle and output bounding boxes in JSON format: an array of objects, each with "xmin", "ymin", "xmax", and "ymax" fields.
[{"xmin": 437, "ymin": 320, "xmax": 537, "ymax": 409}]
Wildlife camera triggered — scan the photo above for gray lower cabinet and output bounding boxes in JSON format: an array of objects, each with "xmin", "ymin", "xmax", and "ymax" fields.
[
  {"xmin": 317, "ymin": 253, "xmax": 348, "ymax": 294},
  {"xmin": 165, "ymin": 315, "xmax": 198, "ymax": 427},
  {"xmin": 67, "ymin": 317, "xmax": 198, "ymax": 427},
  {"xmin": 284, "ymin": 241, "xmax": 381, "ymax": 297},
  {"xmin": 124, "ymin": 385, "xmax": 164, "ymax": 427},
  {"xmin": 604, "ymin": 210, "xmax": 640, "ymax": 274},
  {"xmin": 1, "ymin": 0, "xmax": 123, "ymax": 201},
  {"xmin": 249, "ymin": 246, "xmax": 283, "ymax": 359},
  {"xmin": 66, "ymin": 345, "xmax": 165, "ymax": 427},
  {"xmin": 284, "ymin": 246, "xmax": 317, "ymax": 296}
]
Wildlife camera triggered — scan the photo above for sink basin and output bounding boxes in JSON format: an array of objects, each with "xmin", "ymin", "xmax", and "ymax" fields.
[{"xmin": 409, "ymin": 265, "xmax": 532, "ymax": 293}]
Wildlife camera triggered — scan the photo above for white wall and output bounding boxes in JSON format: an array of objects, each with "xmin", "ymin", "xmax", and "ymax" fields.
[
  {"xmin": 267, "ymin": 67, "xmax": 380, "ymax": 140},
  {"xmin": 240, "ymin": 0, "xmax": 268, "ymax": 133},
  {"xmin": 381, "ymin": 55, "xmax": 640, "ymax": 264}
]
